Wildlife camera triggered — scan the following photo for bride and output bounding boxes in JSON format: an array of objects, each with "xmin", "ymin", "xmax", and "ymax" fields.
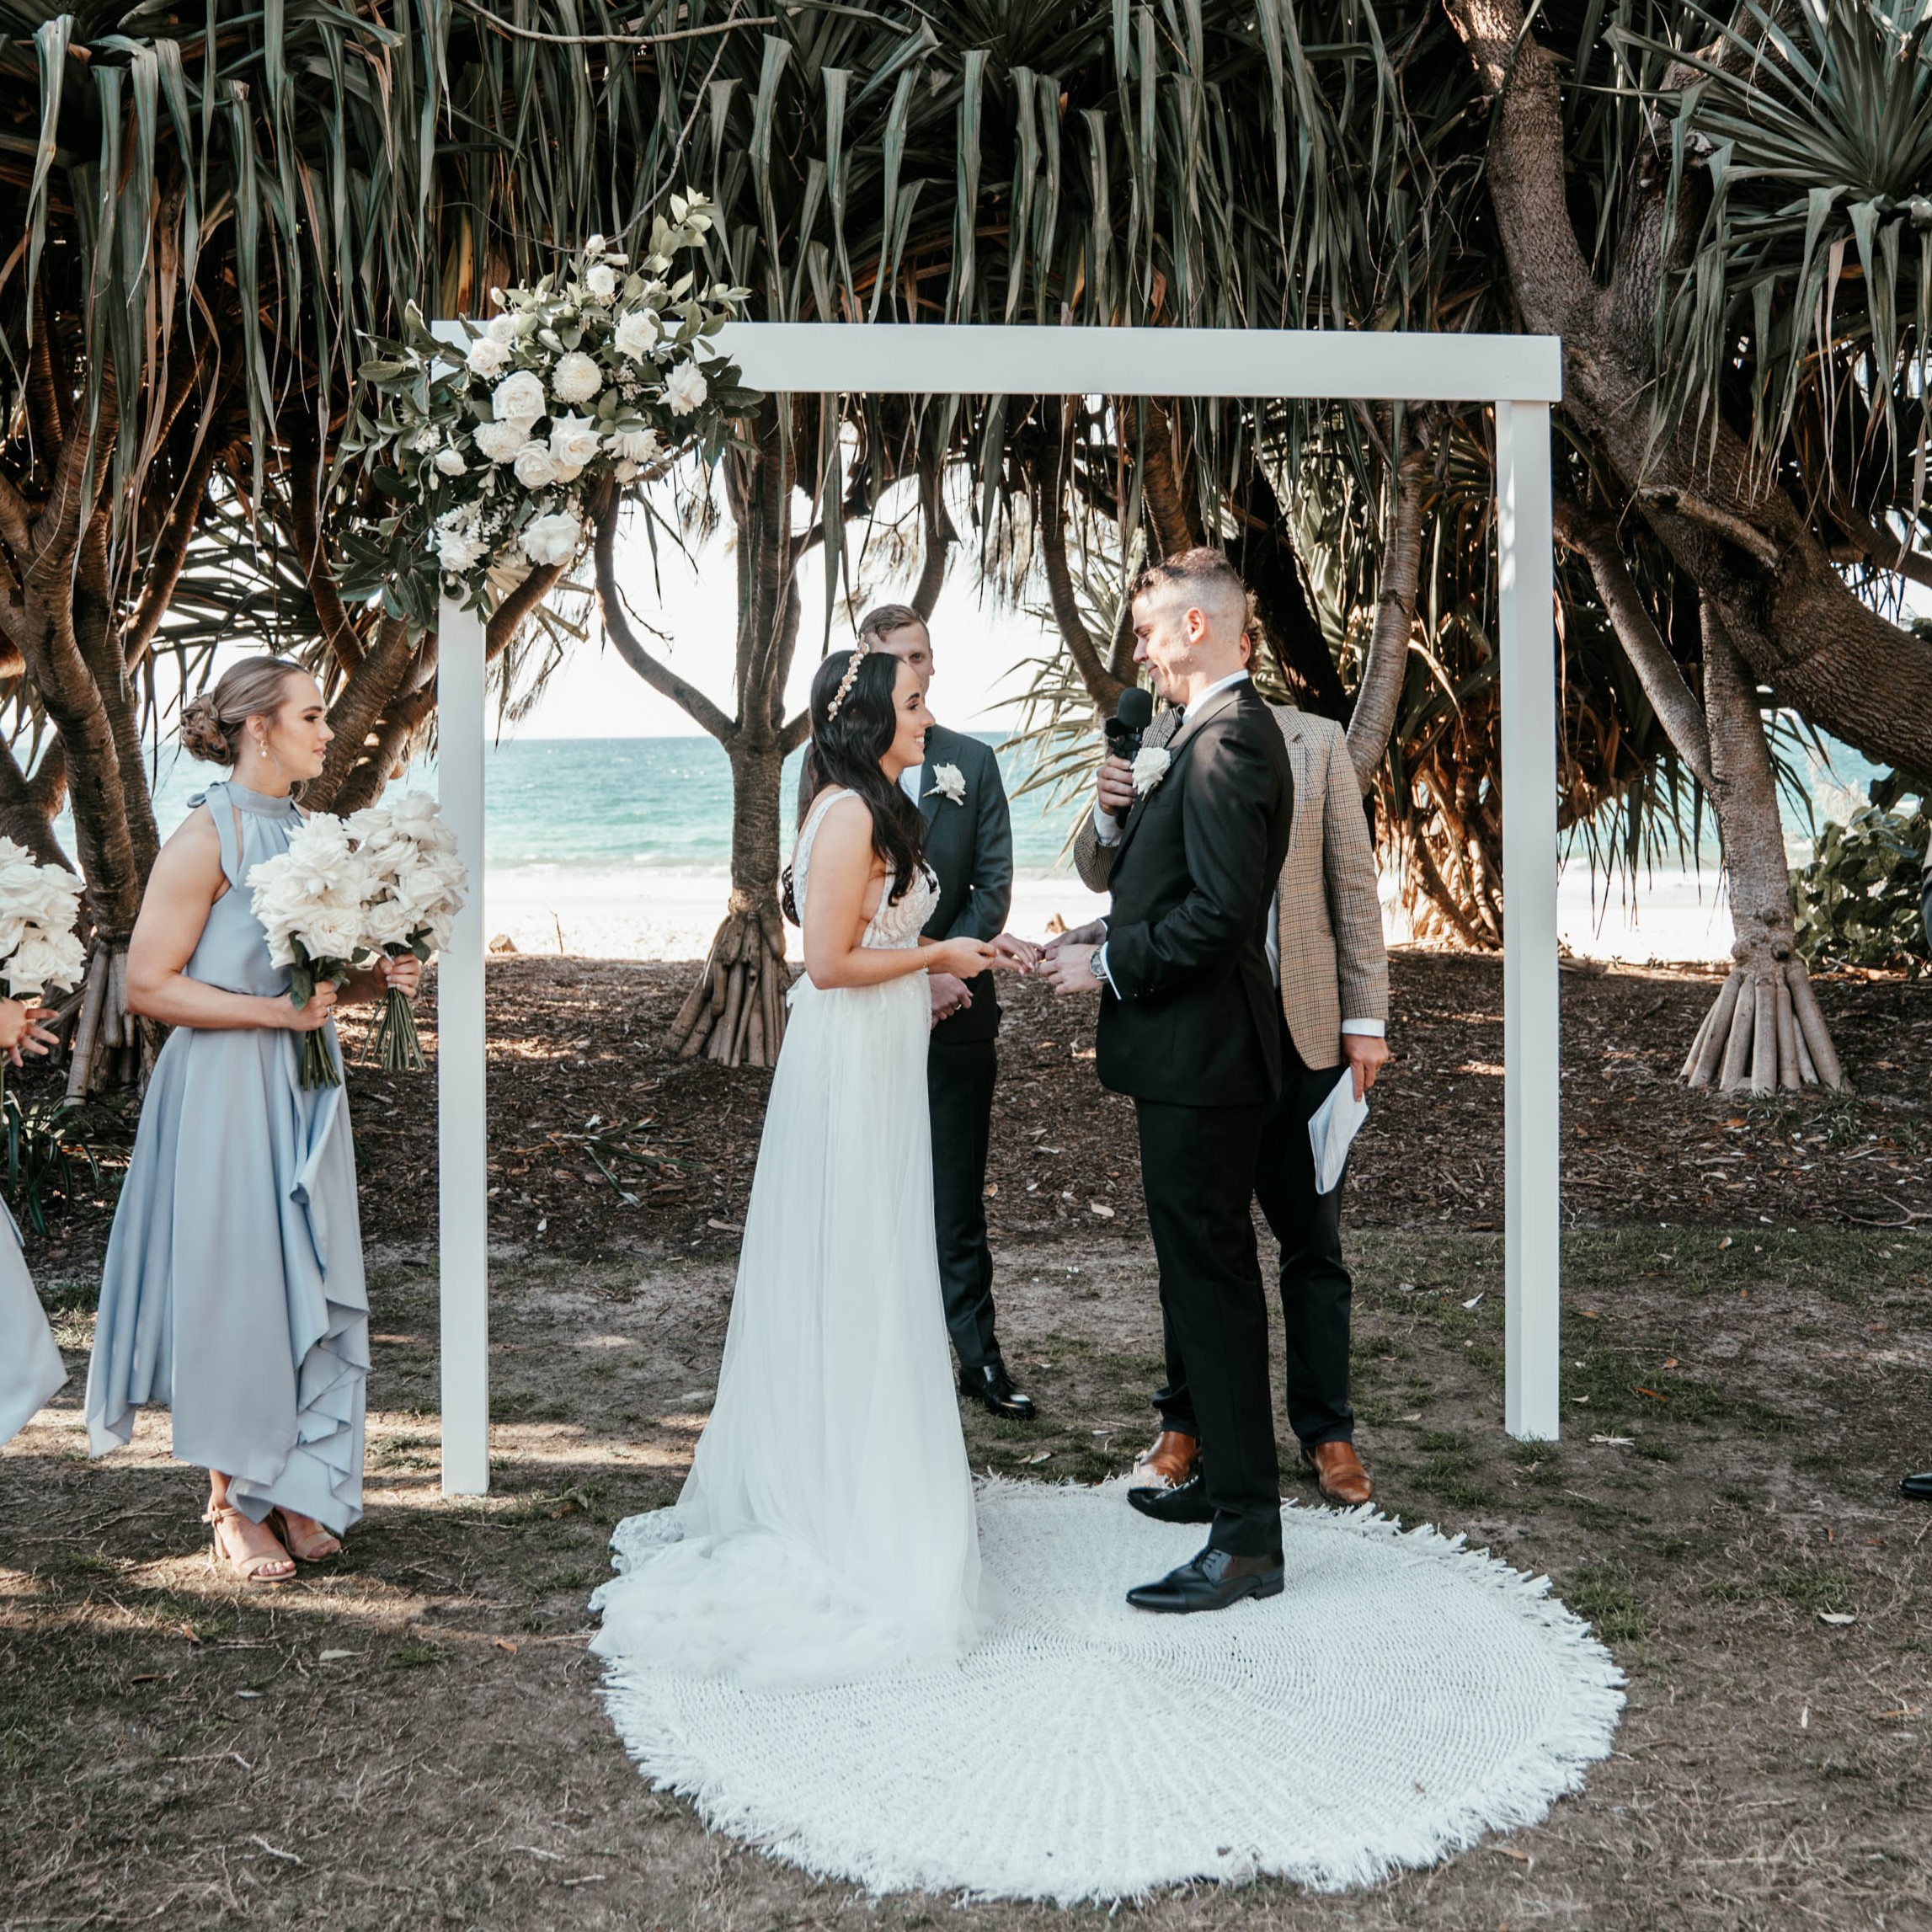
[{"xmin": 593, "ymin": 643, "xmax": 1027, "ymax": 1688}]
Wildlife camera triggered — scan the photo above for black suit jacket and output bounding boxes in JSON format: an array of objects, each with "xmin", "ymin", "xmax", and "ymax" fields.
[
  {"xmin": 793, "ymin": 720, "xmax": 1014, "ymax": 1043},
  {"xmin": 1095, "ymin": 680, "xmax": 1294, "ymax": 1107}
]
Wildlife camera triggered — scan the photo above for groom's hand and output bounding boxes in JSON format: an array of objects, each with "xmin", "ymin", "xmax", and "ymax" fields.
[
  {"xmin": 1096, "ymin": 755, "xmax": 1135, "ymax": 819},
  {"xmin": 1038, "ymin": 942, "xmax": 1102, "ymax": 995},
  {"xmin": 929, "ymin": 972, "xmax": 972, "ymax": 1022},
  {"xmin": 1042, "ymin": 919, "xmax": 1106, "ymax": 956}
]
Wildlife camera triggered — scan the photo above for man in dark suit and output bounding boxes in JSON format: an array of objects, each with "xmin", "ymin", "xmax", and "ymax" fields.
[
  {"xmin": 802, "ymin": 604, "xmax": 1035, "ymax": 1420},
  {"xmin": 1038, "ymin": 550, "xmax": 1294, "ymax": 1614}
]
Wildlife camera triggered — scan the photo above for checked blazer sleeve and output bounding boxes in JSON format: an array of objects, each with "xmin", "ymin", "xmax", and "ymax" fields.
[{"xmin": 1319, "ymin": 726, "xmax": 1388, "ymax": 1027}]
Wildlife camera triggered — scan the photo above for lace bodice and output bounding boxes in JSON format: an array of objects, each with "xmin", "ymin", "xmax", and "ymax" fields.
[{"xmin": 793, "ymin": 787, "xmax": 938, "ymax": 949}]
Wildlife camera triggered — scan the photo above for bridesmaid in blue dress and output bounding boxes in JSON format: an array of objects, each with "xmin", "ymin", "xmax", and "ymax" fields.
[
  {"xmin": 83, "ymin": 659, "xmax": 421, "ymax": 1586},
  {"xmin": 0, "ymin": 996, "xmax": 67, "ymax": 1447}
]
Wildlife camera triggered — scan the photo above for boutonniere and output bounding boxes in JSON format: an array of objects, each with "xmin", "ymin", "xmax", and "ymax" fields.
[
  {"xmin": 930, "ymin": 762, "xmax": 967, "ymax": 805},
  {"xmin": 1131, "ymin": 746, "xmax": 1171, "ymax": 795}
]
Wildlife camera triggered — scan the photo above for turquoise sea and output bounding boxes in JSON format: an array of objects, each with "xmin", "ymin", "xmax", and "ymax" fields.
[
  {"xmin": 112, "ymin": 733, "xmax": 1083, "ymax": 874},
  {"xmin": 110, "ymin": 729, "xmax": 1883, "ymax": 873}
]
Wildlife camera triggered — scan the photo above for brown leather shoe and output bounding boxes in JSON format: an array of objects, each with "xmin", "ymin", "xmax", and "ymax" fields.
[
  {"xmin": 1301, "ymin": 1440, "xmax": 1374, "ymax": 1507},
  {"xmin": 1132, "ymin": 1429, "xmax": 1199, "ymax": 1490}
]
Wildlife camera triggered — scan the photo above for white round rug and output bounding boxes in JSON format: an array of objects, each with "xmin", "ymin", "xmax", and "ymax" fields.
[{"xmin": 593, "ymin": 1478, "xmax": 1623, "ymax": 1901}]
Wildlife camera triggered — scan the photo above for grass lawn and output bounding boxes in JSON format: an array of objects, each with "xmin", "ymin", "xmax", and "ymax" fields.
[{"xmin": 3, "ymin": 1224, "xmax": 1927, "ymax": 1929}]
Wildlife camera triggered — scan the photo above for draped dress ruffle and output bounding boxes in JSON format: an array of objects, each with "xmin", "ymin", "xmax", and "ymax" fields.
[{"xmin": 83, "ymin": 779, "xmax": 368, "ymax": 1532}]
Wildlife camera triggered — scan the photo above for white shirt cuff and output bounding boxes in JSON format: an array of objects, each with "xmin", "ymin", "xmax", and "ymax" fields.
[
  {"xmin": 1092, "ymin": 804, "xmax": 1124, "ymax": 846},
  {"xmin": 1093, "ymin": 941, "xmax": 1120, "ymax": 996},
  {"xmin": 1340, "ymin": 1018, "xmax": 1385, "ymax": 1038}
]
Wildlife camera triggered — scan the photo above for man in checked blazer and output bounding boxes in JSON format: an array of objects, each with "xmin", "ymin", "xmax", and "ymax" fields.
[{"xmin": 1065, "ymin": 589, "xmax": 1390, "ymax": 1510}]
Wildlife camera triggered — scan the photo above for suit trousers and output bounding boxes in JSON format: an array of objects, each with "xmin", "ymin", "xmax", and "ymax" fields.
[
  {"xmin": 927, "ymin": 1035, "xmax": 1001, "ymax": 1370},
  {"xmin": 1154, "ymin": 1010, "xmax": 1357, "ymax": 1449},
  {"xmin": 1135, "ymin": 1098, "xmax": 1281, "ymax": 1558}
]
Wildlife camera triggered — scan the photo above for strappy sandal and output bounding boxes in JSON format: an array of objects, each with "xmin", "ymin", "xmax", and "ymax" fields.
[
  {"xmin": 270, "ymin": 1508, "xmax": 342, "ymax": 1564},
  {"xmin": 205, "ymin": 1502, "xmax": 296, "ymax": 1586}
]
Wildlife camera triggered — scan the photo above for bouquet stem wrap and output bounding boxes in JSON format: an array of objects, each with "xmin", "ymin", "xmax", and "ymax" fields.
[{"xmin": 371, "ymin": 953, "xmax": 426, "ymax": 1073}]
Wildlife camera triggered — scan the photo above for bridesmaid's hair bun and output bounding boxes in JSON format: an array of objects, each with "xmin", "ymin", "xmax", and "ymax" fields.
[
  {"xmin": 179, "ymin": 657, "xmax": 309, "ymax": 765},
  {"xmin": 179, "ymin": 695, "xmax": 232, "ymax": 764}
]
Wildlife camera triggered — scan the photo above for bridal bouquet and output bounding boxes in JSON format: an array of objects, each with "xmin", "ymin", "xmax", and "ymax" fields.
[
  {"xmin": 0, "ymin": 839, "xmax": 85, "ymax": 1104},
  {"xmin": 248, "ymin": 818, "xmax": 372, "ymax": 1090},
  {"xmin": 0, "ymin": 841, "xmax": 86, "ymax": 1002},
  {"xmin": 344, "ymin": 793, "xmax": 468, "ymax": 1072}
]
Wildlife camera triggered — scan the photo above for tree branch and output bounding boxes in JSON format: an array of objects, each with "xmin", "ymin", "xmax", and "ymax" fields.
[
  {"xmin": 1038, "ymin": 403, "xmax": 1127, "ymax": 712},
  {"xmin": 593, "ymin": 499, "xmax": 737, "ymax": 743},
  {"xmin": 1559, "ymin": 499, "xmax": 1715, "ymax": 790},
  {"xmin": 1345, "ymin": 416, "xmax": 1433, "ymax": 791}
]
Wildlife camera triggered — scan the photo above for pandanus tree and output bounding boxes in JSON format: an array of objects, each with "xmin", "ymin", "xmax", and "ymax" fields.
[
  {"xmin": 0, "ymin": 0, "xmax": 672, "ymax": 1091},
  {"xmin": 1440, "ymin": 0, "xmax": 1932, "ymax": 1091}
]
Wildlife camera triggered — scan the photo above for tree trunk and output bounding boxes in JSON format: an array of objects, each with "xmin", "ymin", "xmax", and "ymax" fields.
[
  {"xmin": 668, "ymin": 738, "xmax": 792, "ymax": 1066},
  {"xmin": 1684, "ymin": 605, "xmax": 1846, "ymax": 1095},
  {"xmin": 1444, "ymin": 0, "xmax": 1932, "ymax": 778}
]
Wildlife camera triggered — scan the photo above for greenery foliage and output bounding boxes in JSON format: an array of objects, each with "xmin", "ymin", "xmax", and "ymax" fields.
[{"xmin": 1792, "ymin": 778, "xmax": 1930, "ymax": 977}]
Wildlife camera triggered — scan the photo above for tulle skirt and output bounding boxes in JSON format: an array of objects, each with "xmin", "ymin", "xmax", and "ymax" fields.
[{"xmin": 593, "ymin": 969, "xmax": 982, "ymax": 1689}]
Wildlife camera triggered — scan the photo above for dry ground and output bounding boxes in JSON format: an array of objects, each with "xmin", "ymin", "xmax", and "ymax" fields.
[
  {"xmin": 8, "ymin": 1229, "xmax": 1931, "ymax": 1930},
  {"xmin": 3, "ymin": 954, "xmax": 1931, "ymax": 1930}
]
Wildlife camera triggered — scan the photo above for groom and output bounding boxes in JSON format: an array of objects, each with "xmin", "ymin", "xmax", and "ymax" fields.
[
  {"xmin": 1038, "ymin": 550, "xmax": 1294, "ymax": 1614},
  {"xmin": 803, "ymin": 605, "xmax": 1036, "ymax": 1421}
]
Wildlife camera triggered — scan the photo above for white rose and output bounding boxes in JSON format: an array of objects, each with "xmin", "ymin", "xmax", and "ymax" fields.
[
  {"xmin": 362, "ymin": 897, "xmax": 414, "ymax": 950},
  {"xmin": 584, "ymin": 263, "xmax": 616, "ymax": 302},
  {"xmin": 473, "ymin": 419, "xmax": 526, "ymax": 463},
  {"xmin": 492, "ymin": 369, "xmax": 547, "ymax": 426},
  {"xmin": 511, "ymin": 442, "xmax": 562, "ymax": 489},
  {"xmin": 664, "ymin": 360, "xmax": 709, "ymax": 417},
  {"xmin": 551, "ymin": 351, "xmax": 603, "ymax": 405},
  {"xmin": 611, "ymin": 425, "xmax": 664, "ymax": 463},
  {"xmin": 433, "ymin": 446, "xmax": 466, "ymax": 476},
  {"xmin": 302, "ymin": 908, "xmax": 365, "ymax": 963},
  {"xmin": 612, "ymin": 308, "xmax": 659, "ymax": 360},
  {"xmin": 466, "ymin": 336, "xmax": 511, "ymax": 378},
  {"xmin": 487, "ymin": 313, "xmax": 517, "ymax": 344},
  {"xmin": 614, "ymin": 461, "xmax": 638, "ymax": 483},
  {"xmin": 548, "ymin": 414, "xmax": 604, "ymax": 468},
  {"xmin": 519, "ymin": 511, "xmax": 582, "ymax": 567},
  {"xmin": 435, "ymin": 527, "xmax": 489, "ymax": 572}
]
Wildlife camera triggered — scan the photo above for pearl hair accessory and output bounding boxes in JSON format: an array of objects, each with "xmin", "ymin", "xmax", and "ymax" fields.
[{"xmin": 825, "ymin": 639, "xmax": 870, "ymax": 721}]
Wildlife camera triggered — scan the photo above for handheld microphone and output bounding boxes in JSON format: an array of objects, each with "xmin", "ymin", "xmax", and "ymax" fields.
[{"xmin": 1104, "ymin": 686, "xmax": 1154, "ymax": 764}]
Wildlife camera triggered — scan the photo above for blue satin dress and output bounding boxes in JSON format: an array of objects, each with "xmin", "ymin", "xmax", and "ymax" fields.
[{"xmin": 83, "ymin": 779, "xmax": 368, "ymax": 1531}]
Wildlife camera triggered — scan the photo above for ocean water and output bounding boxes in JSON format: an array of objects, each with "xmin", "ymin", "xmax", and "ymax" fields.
[{"xmin": 61, "ymin": 729, "xmax": 1891, "ymax": 965}]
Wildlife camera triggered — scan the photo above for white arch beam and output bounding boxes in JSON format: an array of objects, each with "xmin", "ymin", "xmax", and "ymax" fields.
[{"xmin": 431, "ymin": 322, "xmax": 1565, "ymax": 1494}]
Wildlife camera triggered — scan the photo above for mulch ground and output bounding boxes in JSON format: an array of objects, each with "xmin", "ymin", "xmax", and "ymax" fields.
[
  {"xmin": 353, "ymin": 949, "xmax": 1929, "ymax": 1257},
  {"xmin": 21, "ymin": 948, "xmax": 1930, "ymax": 1270},
  {"xmin": 6, "ymin": 947, "xmax": 1931, "ymax": 1931}
]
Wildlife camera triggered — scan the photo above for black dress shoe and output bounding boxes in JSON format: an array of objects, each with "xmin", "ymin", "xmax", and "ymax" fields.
[
  {"xmin": 959, "ymin": 1362, "xmax": 1036, "ymax": 1420},
  {"xmin": 1902, "ymin": 1471, "xmax": 1932, "ymax": 1500},
  {"xmin": 1128, "ymin": 1474, "xmax": 1214, "ymax": 1524},
  {"xmin": 1126, "ymin": 1545, "xmax": 1284, "ymax": 1614}
]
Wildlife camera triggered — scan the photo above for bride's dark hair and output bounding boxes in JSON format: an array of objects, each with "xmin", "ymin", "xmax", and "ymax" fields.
[{"xmin": 787, "ymin": 648, "xmax": 926, "ymax": 918}]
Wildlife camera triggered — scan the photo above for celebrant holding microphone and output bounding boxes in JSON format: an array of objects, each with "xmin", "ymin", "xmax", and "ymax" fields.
[{"xmin": 84, "ymin": 658, "xmax": 422, "ymax": 1586}]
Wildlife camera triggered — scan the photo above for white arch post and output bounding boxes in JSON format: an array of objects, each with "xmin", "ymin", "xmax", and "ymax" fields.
[{"xmin": 430, "ymin": 322, "xmax": 1565, "ymax": 1493}]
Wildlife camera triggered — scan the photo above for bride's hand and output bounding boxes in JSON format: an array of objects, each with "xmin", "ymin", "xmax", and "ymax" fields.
[{"xmin": 931, "ymin": 937, "xmax": 1001, "ymax": 980}]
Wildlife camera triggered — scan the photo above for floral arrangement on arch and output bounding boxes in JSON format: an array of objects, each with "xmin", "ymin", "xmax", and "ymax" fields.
[{"xmin": 339, "ymin": 192, "xmax": 757, "ymax": 623}]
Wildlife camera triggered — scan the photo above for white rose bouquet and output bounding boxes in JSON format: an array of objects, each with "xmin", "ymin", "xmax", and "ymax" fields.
[
  {"xmin": 0, "ymin": 838, "xmax": 85, "ymax": 1105},
  {"xmin": 344, "ymin": 793, "xmax": 469, "ymax": 1072},
  {"xmin": 339, "ymin": 190, "xmax": 757, "ymax": 626},
  {"xmin": 247, "ymin": 818, "xmax": 372, "ymax": 1090}
]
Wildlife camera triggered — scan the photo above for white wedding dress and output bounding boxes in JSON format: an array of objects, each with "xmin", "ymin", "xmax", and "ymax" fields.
[
  {"xmin": 590, "ymin": 799, "xmax": 1625, "ymax": 1902},
  {"xmin": 591, "ymin": 787, "xmax": 982, "ymax": 1688}
]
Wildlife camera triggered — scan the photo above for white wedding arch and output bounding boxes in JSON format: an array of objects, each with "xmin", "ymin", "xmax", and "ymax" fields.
[{"xmin": 429, "ymin": 322, "xmax": 1566, "ymax": 1494}]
